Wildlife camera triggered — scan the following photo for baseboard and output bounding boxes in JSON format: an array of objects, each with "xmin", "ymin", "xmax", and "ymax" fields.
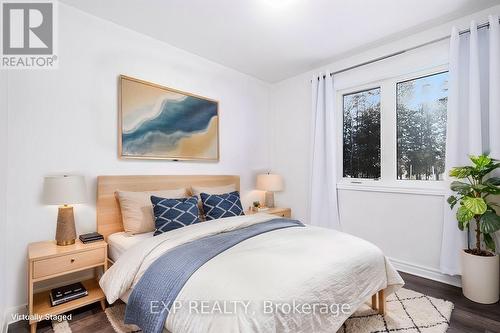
[{"xmin": 389, "ymin": 257, "xmax": 462, "ymax": 287}]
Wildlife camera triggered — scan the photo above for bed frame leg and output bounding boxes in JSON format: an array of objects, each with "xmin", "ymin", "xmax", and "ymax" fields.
[
  {"xmin": 371, "ymin": 294, "xmax": 377, "ymax": 310},
  {"xmin": 377, "ymin": 289, "xmax": 386, "ymax": 315}
]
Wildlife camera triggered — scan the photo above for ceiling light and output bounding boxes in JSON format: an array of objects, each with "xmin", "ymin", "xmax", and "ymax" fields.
[{"xmin": 263, "ymin": 0, "xmax": 297, "ymax": 9}]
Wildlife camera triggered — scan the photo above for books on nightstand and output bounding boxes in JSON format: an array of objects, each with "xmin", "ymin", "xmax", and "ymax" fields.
[
  {"xmin": 50, "ymin": 282, "xmax": 88, "ymax": 306},
  {"xmin": 79, "ymin": 232, "xmax": 104, "ymax": 244}
]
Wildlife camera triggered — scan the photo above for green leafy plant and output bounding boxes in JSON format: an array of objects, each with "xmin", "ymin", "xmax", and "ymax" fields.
[{"xmin": 447, "ymin": 154, "xmax": 500, "ymax": 256}]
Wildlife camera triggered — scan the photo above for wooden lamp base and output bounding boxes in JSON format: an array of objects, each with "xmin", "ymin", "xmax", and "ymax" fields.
[{"xmin": 55, "ymin": 205, "xmax": 76, "ymax": 246}]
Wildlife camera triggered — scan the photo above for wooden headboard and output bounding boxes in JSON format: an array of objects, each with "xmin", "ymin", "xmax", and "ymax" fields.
[{"xmin": 96, "ymin": 175, "xmax": 240, "ymax": 240}]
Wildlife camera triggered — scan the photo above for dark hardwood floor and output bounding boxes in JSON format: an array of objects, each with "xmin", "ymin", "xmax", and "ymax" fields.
[
  {"xmin": 400, "ymin": 272, "xmax": 500, "ymax": 333},
  {"xmin": 8, "ymin": 272, "xmax": 500, "ymax": 332}
]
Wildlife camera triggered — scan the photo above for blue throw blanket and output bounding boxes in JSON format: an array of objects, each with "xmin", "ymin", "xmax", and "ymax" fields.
[{"xmin": 124, "ymin": 218, "xmax": 304, "ymax": 333}]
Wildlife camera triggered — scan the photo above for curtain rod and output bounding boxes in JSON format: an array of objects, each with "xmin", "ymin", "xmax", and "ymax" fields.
[{"xmin": 313, "ymin": 18, "xmax": 499, "ymax": 81}]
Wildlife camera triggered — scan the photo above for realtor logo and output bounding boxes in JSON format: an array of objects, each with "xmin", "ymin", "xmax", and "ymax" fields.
[{"xmin": 1, "ymin": 0, "xmax": 58, "ymax": 69}]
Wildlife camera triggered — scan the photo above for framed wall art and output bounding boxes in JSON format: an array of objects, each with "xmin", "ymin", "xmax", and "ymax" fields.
[{"xmin": 119, "ymin": 75, "xmax": 219, "ymax": 161}]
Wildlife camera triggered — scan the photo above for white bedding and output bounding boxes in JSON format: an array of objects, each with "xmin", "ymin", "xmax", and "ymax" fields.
[
  {"xmin": 100, "ymin": 214, "xmax": 404, "ymax": 333},
  {"xmin": 107, "ymin": 231, "xmax": 154, "ymax": 262}
]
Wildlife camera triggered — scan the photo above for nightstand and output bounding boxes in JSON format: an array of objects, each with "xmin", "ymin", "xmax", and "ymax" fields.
[
  {"xmin": 27, "ymin": 240, "xmax": 108, "ymax": 333},
  {"xmin": 246, "ymin": 207, "xmax": 291, "ymax": 218}
]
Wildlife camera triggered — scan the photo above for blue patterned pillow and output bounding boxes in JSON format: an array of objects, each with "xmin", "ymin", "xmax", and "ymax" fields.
[
  {"xmin": 151, "ymin": 195, "xmax": 200, "ymax": 235},
  {"xmin": 200, "ymin": 191, "xmax": 245, "ymax": 221}
]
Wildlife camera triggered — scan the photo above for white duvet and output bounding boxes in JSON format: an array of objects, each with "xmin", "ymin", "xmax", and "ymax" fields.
[{"xmin": 100, "ymin": 214, "xmax": 404, "ymax": 333}]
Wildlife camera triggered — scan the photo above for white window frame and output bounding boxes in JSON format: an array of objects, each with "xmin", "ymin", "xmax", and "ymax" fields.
[{"xmin": 336, "ymin": 64, "xmax": 449, "ymax": 195}]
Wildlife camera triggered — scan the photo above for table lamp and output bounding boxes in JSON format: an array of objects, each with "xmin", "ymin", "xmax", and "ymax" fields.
[
  {"xmin": 43, "ymin": 175, "xmax": 87, "ymax": 246},
  {"xmin": 256, "ymin": 173, "xmax": 283, "ymax": 208}
]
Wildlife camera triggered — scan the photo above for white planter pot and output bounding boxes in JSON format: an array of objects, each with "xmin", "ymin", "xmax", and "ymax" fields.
[{"xmin": 461, "ymin": 250, "xmax": 499, "ymax": 304}]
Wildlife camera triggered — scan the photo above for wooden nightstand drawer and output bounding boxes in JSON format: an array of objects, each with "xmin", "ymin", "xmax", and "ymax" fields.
[
  {"xmin": 245, "ymin": 207, "xmax": 291, "ymax": 218},
  {"xmin": 275, "ymin": 209, "xmax": 291, "ymax": 218},
  {"xmin": 33, "ymin": 248, "xmax": 105, "ymax": 279}
]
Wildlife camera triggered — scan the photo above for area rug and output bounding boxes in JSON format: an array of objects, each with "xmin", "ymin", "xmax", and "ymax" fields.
[
  {"xmin": 51, "ymin": 288, "xmax": 453, "ymax": 333},
  {"xmin": 51, "ymin": 320, "xmax": 72, "ymax": 333},
  {"xmin": 337, "ymin": 288, "xmax": 453, "ymax": 333},
  {"xmin": 104, "ymin": 304, "xmax": 141, "ymax": 333}
]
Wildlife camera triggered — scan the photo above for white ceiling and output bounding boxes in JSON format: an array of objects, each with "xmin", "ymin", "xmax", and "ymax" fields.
[{"xmin": 60, "ymin": 0, "xmax": 500, "ymax": 82}]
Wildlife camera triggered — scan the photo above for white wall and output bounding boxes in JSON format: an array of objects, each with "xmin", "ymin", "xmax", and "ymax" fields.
[
  {"xmin": 3, "ymin": 4, "xmax": 271, "ymax": 317},
  {"xmin": 270, "ymin": 5, "xmax": 500, "ymax": 285},
  {"xmin": 1, "ymin": 71, "xmax": 8, "ymax": 331}
]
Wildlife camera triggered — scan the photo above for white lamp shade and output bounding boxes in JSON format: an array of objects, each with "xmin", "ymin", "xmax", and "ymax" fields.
[
  {"xmin": 43, "ymin": 175, "xmax": 88, "ymax": 205},
  {"xmin": 256, "ymin": 174, "xmax": 284, "ymax": 192}
]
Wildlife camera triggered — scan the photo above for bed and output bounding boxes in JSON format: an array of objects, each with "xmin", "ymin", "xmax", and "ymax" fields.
[
  {"xmin": 97, "ymin": 175, "xmax": 404, "ymax": 333},
  {"xmin": 107, "ymin": 231, "xmax": 154, "ymax": 262}
]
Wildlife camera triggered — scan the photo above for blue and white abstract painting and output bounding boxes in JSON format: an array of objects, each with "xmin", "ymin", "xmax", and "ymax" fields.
[{"xmin": 120, "ymin": 76, "xmax": 219, "ymax": 160}]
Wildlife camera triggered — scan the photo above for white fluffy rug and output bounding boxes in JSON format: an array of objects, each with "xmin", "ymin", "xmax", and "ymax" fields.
[
  {"xmin": 337, "ymin": 288, "xmax": 453, "ymax": 333},
  {"xmin": 104, "ymin": 303, "xmax": 141, "ymax": 333},
  {"xmin": 53, "ymin": 288, "xmax": 453, "ymax": 333},
  {"xmin": 51, "ymin": 320, "xmax": 72, "ymax": 333}
]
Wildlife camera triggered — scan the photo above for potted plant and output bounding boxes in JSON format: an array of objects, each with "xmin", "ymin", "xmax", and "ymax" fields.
[{"xmin": 447, "ymin": 154, "xmax": 500, "ymax": 304}]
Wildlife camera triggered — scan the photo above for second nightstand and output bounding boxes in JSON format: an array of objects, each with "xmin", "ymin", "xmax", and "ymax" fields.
[
  {"xmin": 246, "ymin": 207, "xmax": 291, "ymax": 218},
  {"xmin": 27, "ymin": 240, "xmax": 108, "ymax": 333}
]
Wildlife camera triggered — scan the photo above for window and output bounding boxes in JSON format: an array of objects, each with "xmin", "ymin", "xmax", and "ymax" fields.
[
  {"xmin": 338, "ymin": 66, "xmax": 449, "ymax": 192},
  {"xmin": 343, "ymin": 87, "xmax": 381, "ymax": 179},
  {"xmin": 396, "ymin": 72, "xmax": 448, "ymax": 180}
]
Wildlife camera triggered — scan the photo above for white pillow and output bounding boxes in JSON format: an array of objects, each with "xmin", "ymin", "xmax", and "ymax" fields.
[
  {"xmin": 191, "ymin": 184, "xmax": 237, "ymax": 197},
  {"xmin": 116, "ymin": 188, "xmax": 187, "ymax": 235}
]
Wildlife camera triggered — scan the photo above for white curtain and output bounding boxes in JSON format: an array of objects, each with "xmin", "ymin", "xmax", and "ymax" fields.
[
  {"xmin": 440, "ymin": 16, "xmax": 500, "ymax": 275},
  {"xmin": 309, "ymin": 74, "xmax": 341, "ymax": 229}
]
